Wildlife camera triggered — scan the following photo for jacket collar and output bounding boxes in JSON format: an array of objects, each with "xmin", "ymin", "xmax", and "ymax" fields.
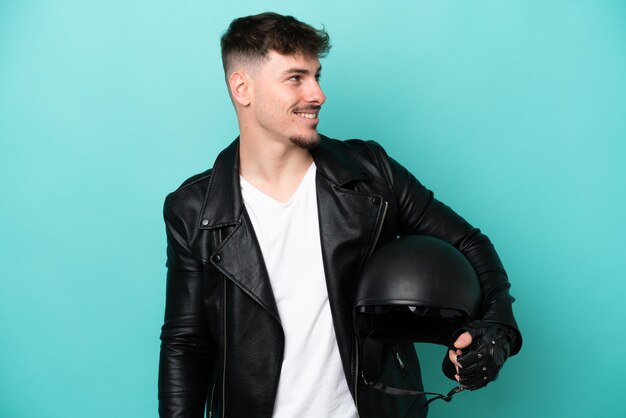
[
  {"xmin": 312, "ymin": 134, "xmax": 372, "ymax": 186},
  {"xmin": 198, "ymin": 135, "xmax": 370, "ymax": 229}
]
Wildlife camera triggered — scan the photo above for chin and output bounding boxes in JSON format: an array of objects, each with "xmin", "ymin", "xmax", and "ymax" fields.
[{"xmin": 289, "ymin": 133, "xmax": 321, "ymax": 150}]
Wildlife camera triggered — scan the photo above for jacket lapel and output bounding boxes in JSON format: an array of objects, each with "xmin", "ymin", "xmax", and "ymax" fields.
[
  {"xmin": 312, "ymin": 137, "xmax": 385, "ymax": 378},
  {"xmin": 198, "ymin": 139, "xmax": 280, "ymax": 322},
  {"xmin": 215, "ymin": 212, "xmax": 280, "ymax": 322}
]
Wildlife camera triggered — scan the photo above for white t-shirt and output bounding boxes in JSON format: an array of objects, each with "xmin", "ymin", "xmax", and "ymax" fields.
[{"xmin": 240, "ymin": 162, "xmax": 358, "ymax": 418}]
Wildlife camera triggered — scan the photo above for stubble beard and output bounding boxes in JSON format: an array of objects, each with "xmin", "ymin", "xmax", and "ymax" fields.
[{"xmin": 289, "ymin": 132, "xmax": 321, "ymax": 150}]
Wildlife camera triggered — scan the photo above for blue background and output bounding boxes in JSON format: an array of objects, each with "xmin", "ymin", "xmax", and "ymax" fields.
[{"xmin": 1, "ymin": 1, "xmax": 624, "ymax": 417}]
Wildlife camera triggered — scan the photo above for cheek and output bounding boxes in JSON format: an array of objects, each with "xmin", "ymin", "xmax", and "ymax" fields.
[
  {"xmin": 263, "ymin": 98, "xmax": 291, "ymax": 121},
  {"xmin": 253, "ymin": 87, "xmax": 297, "ymax": 126}
]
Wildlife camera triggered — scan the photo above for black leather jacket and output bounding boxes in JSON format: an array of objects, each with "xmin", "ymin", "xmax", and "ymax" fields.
[{"xmin": 158, "ymin": 136, "xmax": 521, "ymax": 418}]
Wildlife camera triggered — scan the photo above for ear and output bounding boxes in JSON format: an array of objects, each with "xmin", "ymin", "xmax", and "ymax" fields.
[{"xmin": 228, "ymin": 70, "xmax": 252, "ymax": 107}]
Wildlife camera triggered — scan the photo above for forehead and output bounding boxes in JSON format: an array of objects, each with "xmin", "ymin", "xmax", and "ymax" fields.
[{"xmin": 260, "ymin": 50, "xmax": 321, "ymax": 75}]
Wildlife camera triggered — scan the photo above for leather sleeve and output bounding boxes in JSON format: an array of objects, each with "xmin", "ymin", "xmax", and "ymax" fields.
[
  {"xmin": 158, "ymin": 193, "xmax": 214, "ymax": 417},
  {"xmin": 373, "ymin": 143, "xmax": 522, "ymax": 354}
]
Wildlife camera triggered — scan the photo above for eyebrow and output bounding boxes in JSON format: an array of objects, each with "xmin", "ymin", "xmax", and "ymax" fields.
[{"xmin": 283, "ymin": 65, "xmax": 322, "ymax": 75}]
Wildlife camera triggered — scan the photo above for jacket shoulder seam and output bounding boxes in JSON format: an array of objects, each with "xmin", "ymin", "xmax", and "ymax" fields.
[
  {"xmin": 173, "ymin": 169, "xmax": 213, "ymax": 193},
  {"xmin": 340, "ymin": 139, "xmax": 395, "ymax": 189}
]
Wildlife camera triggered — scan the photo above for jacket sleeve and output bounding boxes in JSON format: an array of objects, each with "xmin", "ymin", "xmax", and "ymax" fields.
[
  {"xmin": 375, "ymin": 143, "xmax": 522, "ymax": 353},
  {"xmin": 159, "ymin": 193, "xmax": 214, "ymax": 417}
]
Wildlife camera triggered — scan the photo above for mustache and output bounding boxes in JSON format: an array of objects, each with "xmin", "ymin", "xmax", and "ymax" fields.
[{"xmin": 293, "ymin": 105, "xmax": 322, "ymax": 112}]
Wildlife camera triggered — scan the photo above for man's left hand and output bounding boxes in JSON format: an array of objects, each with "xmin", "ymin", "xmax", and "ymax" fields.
[
  {"xmin": 448, "ymin": 331, "xmax": 472, "ymax": 382},
  {"xmin": 445, "ymin": 322, "xmax": 513, "ymax": 390}
]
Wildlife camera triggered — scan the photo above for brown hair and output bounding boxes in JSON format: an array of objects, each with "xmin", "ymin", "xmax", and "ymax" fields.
[{"xmin": 220, "ymin": 12, "xmax": 331, "ymax": 76}]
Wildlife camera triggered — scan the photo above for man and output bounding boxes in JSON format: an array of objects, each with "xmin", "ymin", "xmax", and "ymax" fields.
[{"xmin": 159, "ymin": 12, "xmax": 521, "ymax": 418}]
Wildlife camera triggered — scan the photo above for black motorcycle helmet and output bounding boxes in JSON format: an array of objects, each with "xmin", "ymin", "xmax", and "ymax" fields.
[{"xmin": 354, "ymin": 235, "xmax": 482, "ymax": 403}]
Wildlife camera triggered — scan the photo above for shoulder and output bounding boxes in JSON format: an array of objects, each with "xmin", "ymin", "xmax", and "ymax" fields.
[
  {"xmin": 163, "ymin": 168, "xmax": 213, "ymax": 220},
  {"xmin": 319, "ymin": 135, "xmax": 395, "ymax": 185},
  {"xmin": 322, "ymin": 136, "xmax": 389, "ymax": 161}
]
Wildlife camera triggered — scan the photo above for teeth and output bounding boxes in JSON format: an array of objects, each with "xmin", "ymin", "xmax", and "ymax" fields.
[{"xmin": 296, "ymin": 112, "xmax": 317, "ymax": 119}]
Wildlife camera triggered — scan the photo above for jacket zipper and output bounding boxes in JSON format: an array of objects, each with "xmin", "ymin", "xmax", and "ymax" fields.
[
  {"xmin": 355, "ymin": 199, "xmax": 388, "ymax": 416},
  {"xmin": 220, "ymin": 276, "xmax": 227, "ymax": 418},
  {"xmin": 208, "ymin": 383, "xmax": 216, "ymax": 418},
  {"xmin": 366, "ymin": 201, "xmax": 388, "ymax": 259},
  {"xmin": 392, "ymin": 346, "xmax": 407, "ymax": 377},
  {"xmin": 354, "ymin": 336, "xmax": 361, "ymax": 417}
]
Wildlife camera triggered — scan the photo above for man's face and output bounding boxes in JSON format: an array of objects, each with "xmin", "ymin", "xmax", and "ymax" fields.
[{"xmin": 247, "ymin": 51, "xmax": 326, "ymax": 150}]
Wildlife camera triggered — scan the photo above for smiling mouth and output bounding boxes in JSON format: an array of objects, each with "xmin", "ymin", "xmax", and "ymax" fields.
[
  {"xmin": 294, "ymin": 106, "xmax": 321, "ymax": 120},
  {"xmin": 294, "ymin": 111, "xmax": 318, "ymax": 120}
]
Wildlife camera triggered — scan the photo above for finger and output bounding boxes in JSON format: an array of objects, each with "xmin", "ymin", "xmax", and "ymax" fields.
[
  {"xmin": 448, "ymin": 349, "xmax": 458, "ymax": 364},
  {"xmin": 454, "ymin": 331, "xmax": 473, "ymax": 349},
  {"xmin": 448, "ymin": 349, "xmax": 461, "ymax": 372}
]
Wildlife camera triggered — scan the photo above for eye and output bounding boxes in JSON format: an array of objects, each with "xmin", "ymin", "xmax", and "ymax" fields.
[
  {"xmin": 315, "ymin": 74, "xmax": 321, "ymax": 82},
  {"xmin": 288, "ymin": 75, "xmax": 301, "ymax": 82}
]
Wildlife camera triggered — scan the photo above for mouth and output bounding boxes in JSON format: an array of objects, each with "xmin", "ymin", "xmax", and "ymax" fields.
[
  {"xmin": 293, "ymin": 106, "xmax": 321, "ymax": 121},
  {"xmin": 294, "ymin": 111, "xmax": 318, "ymax": 120}
]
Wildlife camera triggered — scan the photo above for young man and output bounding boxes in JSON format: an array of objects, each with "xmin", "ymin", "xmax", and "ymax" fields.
[{"xmin": 159, "ymin": 12, "xmax": 521, "ymax": 418}]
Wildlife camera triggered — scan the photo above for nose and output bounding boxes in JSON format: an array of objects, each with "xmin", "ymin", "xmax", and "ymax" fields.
[{"xmin": 306, "ymin": 80, "xmax": 326, "ymax": 105}]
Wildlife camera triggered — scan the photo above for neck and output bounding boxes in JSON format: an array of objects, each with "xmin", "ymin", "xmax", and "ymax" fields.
[{"xmin": 239, "ymin": 133, "xmax": 315, "ymax": 203}]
